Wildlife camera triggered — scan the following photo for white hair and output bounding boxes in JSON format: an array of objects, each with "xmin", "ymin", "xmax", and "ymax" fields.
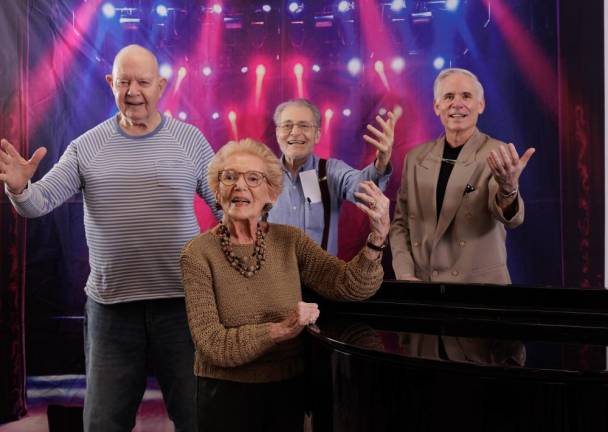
[{"xmin": 433, "ymin": 68, "xmax": 484, "ymax": 102}]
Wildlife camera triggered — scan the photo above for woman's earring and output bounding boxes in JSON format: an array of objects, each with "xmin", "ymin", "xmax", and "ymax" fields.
[{"xmin": 261, "ymin": 203, "xmax": 273, "ymax": 222}]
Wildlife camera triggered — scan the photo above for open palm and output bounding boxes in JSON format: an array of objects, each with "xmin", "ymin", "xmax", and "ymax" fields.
[{"xmin": 0, "ymin": 139, "xmax": 47, "ymax": 194}]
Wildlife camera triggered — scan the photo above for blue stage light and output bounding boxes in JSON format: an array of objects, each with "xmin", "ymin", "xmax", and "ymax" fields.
[
  {"xmin": 390, "ymin": 0, "xmax": 406, "ymax": 12},
  {"xmin": 102, "ymin": 2, "xmax": 116, "ymax": 18},
  {"xmin": 262, "ymin": 4, "xmax": 271, "ymax": 12},
  {"xmin": 288, "ymin": 2, "xmax": 303, "ymax": 14},
  {"xmin": 156, "ymin": 4, "xmax": 168, "ymax": 17},
  {"xmin": 433, "ymin": 57, "xmax": 445, "ymax": 70},
  {"xmin": 338, "ymin": 1, "xmax": 351, "ymax": 13},
  {"xmin": 446, "ymin": 0, "xmax": 460, "ymax": 12},
  {"xmin": 347, "ymin": 57, "xmax": 362, "ymax": 76},
  {"xmin": 159, "ymin": 63, "xmax": 173, "ymax": 79}
]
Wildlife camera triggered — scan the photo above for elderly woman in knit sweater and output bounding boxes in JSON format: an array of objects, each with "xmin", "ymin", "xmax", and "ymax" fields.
[{"xmin": 180, "ymin": 138, "xmax": 389, "ymax": 432}]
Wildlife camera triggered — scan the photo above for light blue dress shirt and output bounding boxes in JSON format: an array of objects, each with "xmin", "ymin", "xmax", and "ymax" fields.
[{"xmin": 267, "ymin": 154, "xmax": 391, "ymax": 256}]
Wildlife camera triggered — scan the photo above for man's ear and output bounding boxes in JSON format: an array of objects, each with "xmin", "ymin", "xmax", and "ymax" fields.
[
  {"xmin": 158, "ymin": 77, "xmax": 168, "ymax": 95},
  {"xmin": 105, "ymin": 74, "xmax": 114, "ymax": 89},
  {"xmin": 478, "ymin": 98, "xmax": 486, "ymax": 115},
  {"xmin": 313, "ymin": 127, "xmax": 321, "ymax": 144},
  {"xmin": 433, "ymin": 99, "xmax": 441, "ymax": 117}
]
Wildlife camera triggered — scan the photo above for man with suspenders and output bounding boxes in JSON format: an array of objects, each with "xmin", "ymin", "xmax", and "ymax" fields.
[{"xmin": 268, "ymin": 98, "xmax": 396, "ymax": 255}]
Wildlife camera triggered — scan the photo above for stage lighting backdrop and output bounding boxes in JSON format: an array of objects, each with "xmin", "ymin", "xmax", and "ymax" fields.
[{"xmin": 1, "ymin": 0, "xmax": 575, "ymax": 374}]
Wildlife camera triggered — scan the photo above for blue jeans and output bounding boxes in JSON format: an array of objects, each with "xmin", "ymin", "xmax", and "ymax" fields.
[{"xmin": 83, "ymin": 297, "xmax": 196, "ymax": 432}]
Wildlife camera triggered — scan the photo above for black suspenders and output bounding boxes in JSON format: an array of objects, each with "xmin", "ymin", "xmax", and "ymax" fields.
[{"xmin": 318, "ymin": 159, "xmax": 331, "ymax": 251}]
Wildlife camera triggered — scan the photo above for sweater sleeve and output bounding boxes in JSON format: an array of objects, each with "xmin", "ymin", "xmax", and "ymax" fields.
[
  {"xmin": 295, "ymin": 229, "xmax": 383, "ymax": 301},
  {"xmin": 181, "ymin": 242, "xmax": 276, "ymax": 368},
  {"xmin": 6, "ymin": 143, "xmax": 82, "ymax": 218}
]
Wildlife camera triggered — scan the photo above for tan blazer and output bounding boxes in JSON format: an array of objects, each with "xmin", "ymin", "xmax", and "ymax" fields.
[{"xmin": 389, "ymin": 129, "xmax": 524, "ymax": 284}]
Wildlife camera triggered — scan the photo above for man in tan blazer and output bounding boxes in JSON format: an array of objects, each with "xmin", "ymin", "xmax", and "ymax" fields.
[{"xmin": 390, "ymin": 68, "xmax": 535, "ymax": 284}]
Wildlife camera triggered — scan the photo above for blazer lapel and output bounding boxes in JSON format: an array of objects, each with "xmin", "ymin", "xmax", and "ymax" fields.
[
  {"xmin": 432, "ymin": 129, "xmax": 484, "ymax": 248},
  {"xmin": 415, "ymin": 137, "xmax": 444, "ymax": 229}
]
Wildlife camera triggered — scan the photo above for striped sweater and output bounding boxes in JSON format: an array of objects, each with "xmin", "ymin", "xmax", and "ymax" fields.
[{"xmin": 7, "ymin": 115, "xmax": 219, "ymax": 304}]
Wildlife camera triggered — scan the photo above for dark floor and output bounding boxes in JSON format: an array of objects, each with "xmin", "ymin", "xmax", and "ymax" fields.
[{"xmin": 0, "ymin": 376, "xmax": 174, "ymax": 432}]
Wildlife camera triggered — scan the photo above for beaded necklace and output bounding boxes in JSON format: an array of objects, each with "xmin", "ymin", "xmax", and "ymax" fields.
[{"xmin": 217, "ymin": 223, "xmax": 266, "ymax": 278}]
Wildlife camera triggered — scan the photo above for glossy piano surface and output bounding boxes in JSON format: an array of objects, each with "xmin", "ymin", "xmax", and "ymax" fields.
[{"xmin": 306, "ymin": 282, "xmax": 608, "ymax": 432}]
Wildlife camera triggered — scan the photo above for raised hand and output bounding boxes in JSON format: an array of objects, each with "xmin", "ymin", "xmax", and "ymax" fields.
[
  {"xmin": 270, "ymin": 301, "xmax": 320, "ymax": 343},
  {"xmin": 486, "ymin": 143, "xmax": 535, "ymax": 196},
  {"xmin": 354, "ymin": 180, "xmax": 390, "ymax": 251},
  {"xmin": 363, "ymin": 109, "xmax": 401, "ymax": 174},
  {"xmin": 0, "ymin": 139, "xmax": 47, "ymax": 194}
]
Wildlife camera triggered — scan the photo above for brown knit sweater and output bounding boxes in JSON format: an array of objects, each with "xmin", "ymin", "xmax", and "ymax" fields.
[{"xmin": 180, "ymin": 223, "xmax": 383, "ymax": 383}]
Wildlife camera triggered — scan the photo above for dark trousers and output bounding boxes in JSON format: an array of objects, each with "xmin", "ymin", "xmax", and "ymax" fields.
[
  {"xmin": 84, "ymin": 298, "xmax": 196, "ymax": 432},
  {"xmin": 196, "ymin": 375, "xmax": 306, "ymax": 432}
]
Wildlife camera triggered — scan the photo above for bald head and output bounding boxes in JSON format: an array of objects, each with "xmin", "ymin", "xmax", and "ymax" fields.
[
  {"xmin": 112, "ymin": 44, "xmax": 159, "ymax": 79},
  {"xmin": 106, "ymin": 45, "xmax": 167, "ymax": 135}
]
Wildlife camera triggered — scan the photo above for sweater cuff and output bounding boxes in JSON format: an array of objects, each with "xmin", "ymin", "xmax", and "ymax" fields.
[
  {"xmin": 4, "ymin": 181, "xmax": 32, "ymax": 201},
  {"xmin": 356, "ymin": 248, "xmax": 384, "ymax": 272}
]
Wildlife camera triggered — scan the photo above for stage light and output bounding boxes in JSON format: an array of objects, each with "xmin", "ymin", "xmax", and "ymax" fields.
[
  {"xmin": 342, "ymin": 108, "xmax": 352, "ymax": 117},
  {"xmin": 256, "ymin": 64, "xmax": 266, "ymax": 76},
  {"xmin": 202, "ymin": 66, "xmax": 212, "ymax": 76},
  {"xmin": 390, "ymin": 0, "xmax": 406, "ymax": 12},
  {"xmin": 325, "ymin": 109, "xmax": 334, "ymax": 120},
  {"xmin": 178, "ymin": 67, "xmax": 187, "ymax": 78},
  {"xmin": 178, "ymin": 111, "xmax": 188, "ymax": 121},
  {"xmin": 212, "ymin": 112, "xmax": 220, "ymax": 120},
  {"xmin": 433, "ymin": 56, "xmax": 445, "ymax": 70},
  {"xmin": 156, "ymin": 4, "xmax": 168, "ymax": 17},
  {"xmin": 312, "ymin": 64, "xmax": 320, "ymax": 72},
  {"xmin": 118, "ymin": 7, "xmax": 141, "ymax": 26},
  {"xmin": 393, "ymin": 104, "xmax": 403, "ymax": 118},
  {"xmin": 338, "ymin": 1, "xmax": 352, "ymax": 13},
  {"xmin": 293, "ymin": 63, "xmax": 304, "ymax": 76},
  {"xmin": 288, "ymin": 2, "xmax": 303, "ymax": 14},
  {"xmin": 262, "ymin": 4, "xmax": 271, "ymax": 13},
  {"xmin": 211, "ymin": 4, "xmax": 222, "ymax": 14},
  {"xmin": 374, "ymin": 60, "xmax": 384, "ymax": 73},
  {"xmin": 241, "ymin": 66, "xmax": 249, "ymax": 73},
  {"xmin": 228, "ymin": 111, "xmax": 236, "ymax": 121},
  {"xmin": 445, "ymin": 0, "xmax": 460, "ymax": 12},
  {"xmin": 347, "ymin": 57, "xmax": 362, "ymax": 76},
  {"xmin": 378, "ymin": 108, "xmax": 387, "ymax": 116},
  {"xmin": 102, "ymin": 2, "xmax": 116, "ymax": 18},
  {"xmin": 164, "ymin": 110, "xmax": 173, "ymax": 117},
  {"xmin": 159, "ymin": 63, "xmax": 173, "ymax": 79},
  {"xmin": 390, "ymin": 57, "xmax": 405, "ymax": 73}
]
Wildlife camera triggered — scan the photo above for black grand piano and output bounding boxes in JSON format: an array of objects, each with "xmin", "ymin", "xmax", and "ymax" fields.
[{"xmin": 306, "ymin": 282, "xmax": 608, "ymax": 432}]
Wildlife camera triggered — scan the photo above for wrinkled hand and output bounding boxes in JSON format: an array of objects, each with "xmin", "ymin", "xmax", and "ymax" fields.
[
  {"xmin": 0, "ymin": 139, "xmax": 47, "ymax": 194},
  {"xmin": 270, "ymin": 301, "xmax": 320, "ymax": 344},
  {"xmin": 486, "ymin": 143, "xmax": 535, "ymax": 194},
  {"xmin": 364, "ymin": 109, "xmax": 400, "ymax": 174},
  {"xmin": 354, "ymin": 181, "xmax": 390, "ymax": 246}
]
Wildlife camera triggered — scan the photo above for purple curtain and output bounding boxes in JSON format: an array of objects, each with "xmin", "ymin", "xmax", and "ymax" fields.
[{"xmin": 0, "ymin": 1, "xmax": 28, "ymax": 423}]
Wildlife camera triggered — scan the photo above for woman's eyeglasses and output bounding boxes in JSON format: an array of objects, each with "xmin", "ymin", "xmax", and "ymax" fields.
[{"xmin": 218, "ymin": 170, "xmax": 268, "ymax": 187}]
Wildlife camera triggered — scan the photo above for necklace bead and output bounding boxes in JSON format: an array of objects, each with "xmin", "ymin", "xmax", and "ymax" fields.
[{"xmin": 218, "ymin": 223, "xmax": 266, "ymax": 278}]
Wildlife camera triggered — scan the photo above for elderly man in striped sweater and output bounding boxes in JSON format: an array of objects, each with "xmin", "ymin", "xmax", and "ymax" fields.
[{"xmin": 0, "ymin": 44, "xmax": 218, "ymax": 432}]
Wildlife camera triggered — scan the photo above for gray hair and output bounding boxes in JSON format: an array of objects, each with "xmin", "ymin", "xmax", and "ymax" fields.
[
  {"xmin": 433, "ymin": 68, "xmax": 484, "ymax": 102},
  {"xmin": 273, "ymin": 98, "xmax": 322, "ymax": 128}
]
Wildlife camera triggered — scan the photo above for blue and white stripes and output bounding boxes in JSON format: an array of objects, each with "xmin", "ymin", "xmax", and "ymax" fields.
[{"xmin": 7, "ymin": 115, "xmax": 219, "ymax": 304}]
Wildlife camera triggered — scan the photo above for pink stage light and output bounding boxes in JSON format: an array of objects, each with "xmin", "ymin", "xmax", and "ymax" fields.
[
  {"xmin": 18, "ymin": 0, "xmax": 103, "ymax": 139},
  {"xmin": 483, "ymin": 0, "xmax": 558, "ymax": 118},
  {"xmin": 374, "ymin": 61, "xmax": 390, "ymax": 90},
  {"xmin": 255, "ymin": 64, "xmax": 267, "ymax": 109},
  {"xmin": 293, "ymin": 63, "xmax": 304, "ymax": 98},
  {"xmin": 228, "ymin": 110, "xmax": 238, "ymax": 139}
]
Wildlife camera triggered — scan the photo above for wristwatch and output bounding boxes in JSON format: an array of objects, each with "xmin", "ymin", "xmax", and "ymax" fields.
[{"xmin": 366, "ymin": 233, "xmax": 387, "ymax": 251}]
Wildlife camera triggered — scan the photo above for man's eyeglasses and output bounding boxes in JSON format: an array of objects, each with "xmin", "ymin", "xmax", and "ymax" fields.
[
  {"xmin": 276, "ymin": 122, "xmax": 318, "ymax": 134},
  {"xmin": 218, "ymin": 170, "xmax": 268, "ymax": 187}
]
